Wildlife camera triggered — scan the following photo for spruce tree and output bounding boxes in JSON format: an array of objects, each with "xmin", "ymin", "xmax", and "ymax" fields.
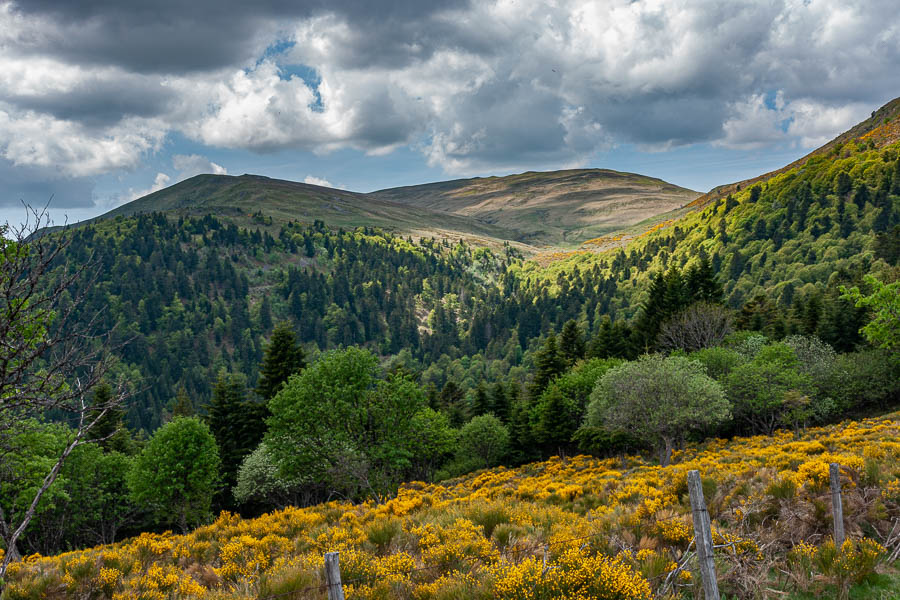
[
  {"xmin": 207, "ymin": 372, "xmax": 269, "ymax": 507},
  {"xmin": 172, "ymin": 386, "xmax": 194, "ymax": 417},
  {"xmin": 635, "ymin": 272, "xmax": 669, "ymax": 348},
  {"xmin": 88, "ymin": 384, "xmax": 132, "ymax": 454},
  {"xmin": 529, "ymin": 336, "xmax": 567, "ymax": 399},
  {"xmin": 663, "ymin": 266, "xmax": 689, "ymax": 311},
  {"xmin": 892, "ymin": 159, "xmax": 900, "ymax": 195},
  {"xmin": 207, "ymin": 372, "xmax": 247, "ymax": 497},
  {"xmin": 558, "ymin": 320, "xmax": 586, "ymax": 367},
  {"xmin": 587, "ymin": 317, "xmax": 615, "ymax": 359},
  {"xmin": 490, "ymin": 381, "xmax": 510, "ymax": 423},
  {"xmin": 440, "ymin": 380, "xmax": 466, "ymax": 427},
  {"xmin": 835, "ymin": 171, "xmax": 852, "ymax": 196},
  {"xmin": 532, "ymin": 384, "xmax": 578, "ymax": 457},
  {"xmin": 256, "ymin": 321, "xmax": 306, "ymax": 400},
  {"xmin": 258, "ymin": 295, "xmax": 273, "ymax": 332},
  {"xmin": 853, "ymin": 184, "xmax": 870, "ymax": 211},
  {"xmin": 686, "ymin": 256, "xmax": 723, "ymax": 304},
  {"xmin": 469, "ymin": 383, "xmax": 492, "ymax": 418}
]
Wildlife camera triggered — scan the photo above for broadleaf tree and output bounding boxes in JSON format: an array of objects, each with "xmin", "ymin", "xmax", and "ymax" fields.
[
  {"xmin": 585, "ymin": 354, "xmax": 730, "ymax": 466},
  {"xmin": 127, "ymin": 416, "xmax": 220, "ymax": 533},
  {"xmin": 265, "ymin": 347, "xmax": 424, "ymax": 503}
]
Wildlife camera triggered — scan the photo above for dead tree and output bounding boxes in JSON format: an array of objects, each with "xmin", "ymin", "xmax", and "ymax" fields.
[
  {"xmin": 657, "ymin": 302, "xmax": 733, "ymax": 353},
  {"xmin": 0, "ymin": 207, "xmax": 127, "ymax": 583}
]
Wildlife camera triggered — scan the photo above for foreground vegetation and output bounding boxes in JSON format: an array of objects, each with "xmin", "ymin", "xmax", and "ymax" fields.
[{"xmin": 2, "ymin": 414, "xmax": 898, "ymax": 599}]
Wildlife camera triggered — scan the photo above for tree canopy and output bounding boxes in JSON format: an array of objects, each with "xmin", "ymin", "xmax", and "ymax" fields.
[
  {"xmin": 585, "ymin": 354, "xmax": 730, "ymax": 466},
  {"xmin": 265, "ymin": 347, "xmax": 425, "ymax": 501},
  {"xmin": 128, "ymin": 417, "xmax": 220, "ymax": 532}
]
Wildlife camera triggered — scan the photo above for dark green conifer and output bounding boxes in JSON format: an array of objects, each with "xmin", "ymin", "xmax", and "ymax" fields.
[
  {"xmin": 490, "ymin": 381, "xmax": 510, "ymax": 423},
  {"xmin": 558, "ymin": 320, "xmax": 586, "ymax": 367},
  {"xmin": 88, "ymin": 384, "xmax": 132, "ymax": 454},
  {"xmin": 469, "ymin": 383, "xmax": 492, "ymax": 418},
  {"xmin": 853, "ymin": 184, "xmax": 870, "ymax": 211},
  {"xmin": 529, "ymin": 336, "xmax": 567, "ymax": 399},
  {"xmin": 258, "ymin": 295, "xmax": 273, "ymax": 332},
  {"xmin": 532, "ymin": 384, "xmax": 577, "ymax": 457},
  {"xmin": 686, "ymin": 256, "xmax": 723, "ymax": 304},
  {"xmin": 172, "ymin": 386, "xmax": 194, "ymax": 417},
  {"xmin": 256, "ymin": 321, "xmax": 306, "ymax": 400},
  {"xmin": 207, "ymin": 372, "xmax": 268, "ymax": 507},
  {"xmin": 835, "ymin": 171, "xmax": 852, "ymax": 196}
]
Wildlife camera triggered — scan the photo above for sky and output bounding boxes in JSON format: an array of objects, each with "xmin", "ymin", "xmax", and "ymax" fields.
[{"xmin": 1, "ymin": 0, "xmax": 899, "ymax": 227}]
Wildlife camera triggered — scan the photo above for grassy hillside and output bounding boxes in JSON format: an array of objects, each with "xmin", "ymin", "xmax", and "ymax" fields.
[
  {"xmin": 4, "ymin": 414, "xmax": 898, "ymax": 599},
  {"xmin": 371, "ymin": 169, "xmax": 700, "ymax": 247},
  {"xmin": 97, "ymin": 174, "xmax": 533, "ymax": 253}
]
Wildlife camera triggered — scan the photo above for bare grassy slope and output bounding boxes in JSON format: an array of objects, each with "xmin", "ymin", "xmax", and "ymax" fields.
[{"xmin": 371, "ymin": 169, "xmax": 700, "ymax": 246}]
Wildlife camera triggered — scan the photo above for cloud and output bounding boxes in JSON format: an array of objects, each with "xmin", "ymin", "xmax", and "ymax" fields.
[
  {"xmin": 172, "ymin": 154, "xmax": 227, "ymax": 179},
  {"xmin": 1, "ymin": 0, "xmax": 899, "ymax": 184},
  {"xmin": 123, "ymin": 172, "xmax": 171, "ymax": 203},
  {"xmin": 303, "ymin": 175, "xmax": 333, "ymax": 187},
  {"xmin": 0, "ymin": 109, "xmax": 166, "ymax": 177},
  {"xmin": 0, "ymin": 158, "xmax": 95, "ymax": 208},
  {"xmin": 716, "ymin": 93, "xmax": 789, "ymax": 151}
]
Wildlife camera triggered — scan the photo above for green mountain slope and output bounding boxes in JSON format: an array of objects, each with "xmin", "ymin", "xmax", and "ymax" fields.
[
  {"xmin": 526, "ymin": 97, "xmax": 900, "ymax": 331},
  {"xmin": 371, "ymin": 168, "xmax": 700, "ymax": 246},
  {"xmin": 98, "ymin": 173, "xmax": 531, "ymax": 251}
]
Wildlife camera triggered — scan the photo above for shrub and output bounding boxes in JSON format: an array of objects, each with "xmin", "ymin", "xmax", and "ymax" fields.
[{"xmin": 456, "ymin": 414, "xmax": 510, "ymax": 469}]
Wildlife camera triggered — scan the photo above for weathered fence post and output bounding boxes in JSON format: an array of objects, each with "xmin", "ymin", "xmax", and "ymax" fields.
[
  {"xmin": 829, "ymin": 463, "xmax": 845, "ymax": 547},
  {"xmin": 324, "ymin": 551, "xmax": 345, "ymax": 600},
  {"xmin": 687, "ymin": 470, "xmax": 720, "ymax": 600}
]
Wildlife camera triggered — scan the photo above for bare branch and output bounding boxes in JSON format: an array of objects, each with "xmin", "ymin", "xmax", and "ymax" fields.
[{"xmin": 0, "ymin": 205, "xmax": 130, "ymax": 583}]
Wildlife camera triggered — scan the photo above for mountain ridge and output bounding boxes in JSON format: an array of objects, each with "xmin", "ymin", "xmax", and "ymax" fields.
[
  {"xmin": 90, "ymin": 168, "xmax": 699, "ymax": 250},
  {"xmin": 370, "ymin": 168, "xmax": 699, "ymax": 247}
]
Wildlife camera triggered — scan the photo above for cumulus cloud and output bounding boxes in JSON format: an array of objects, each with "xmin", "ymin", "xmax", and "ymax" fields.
[
  {"xmin": 303, "ymin": 175, "xmax": 333, "ymax": 187},
  {"xmin": 123, "ymin": 172, "xmax": 171, "ymax": 202},
  {"xmin": 172, "ymin": 154, "xmax": 227, "ymax": 179},
  {"xmin": 1, "ymin": 0, "xmax": 899, "ymax": 189},
  {"xmin": 0, "ymin": 158, "xmax": 94, "ymax": 208}
]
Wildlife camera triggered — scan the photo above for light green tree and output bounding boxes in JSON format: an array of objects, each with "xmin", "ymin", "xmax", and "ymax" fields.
[
  {"xmin": 585, "ymin": 355, "xmax": 730, "ymax": 466},
  {"xmin": 456, "ymin": 414, "xmax": 510, "ymax": 469},
  {"xmin": 233, "ymin": 441, "xmax": 306, "ymax": 509},
  {"xmin": 841, "ymin": 275, "xmax": 900, "ymax": 353},
  {"xmin": 724, "ymin": 344, "xmax": 815, "ymax": 434},
  {"xmin": 408, "ymin": 408, "xmax": 457, "ymax": 481},
  {"xmin": 265, "ymin": 347, "xmax": 424, "ymax": 502},
  {"xmin": 128, "ymin": 417, "xmax": 220, "ymax": 532}
]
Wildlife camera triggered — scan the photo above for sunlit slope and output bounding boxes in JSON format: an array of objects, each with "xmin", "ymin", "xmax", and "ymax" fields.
[
  {"xmin": 4, "ymin": 414, "xmax": 898, "ymax": 599},
  {"xmin": 523, "ymin": 97, "xmax": 900, "ymax": 315},
  {"xmin": 371, "ymin": 169, "xmax": 700, "ymax": 247},
  {"xmin": 97, "ymin": 174, "xmax": 533, "ymax": 250},
  {"xmin": 692, "ymin": 96, "xmax": 900, "ymax": 211}
]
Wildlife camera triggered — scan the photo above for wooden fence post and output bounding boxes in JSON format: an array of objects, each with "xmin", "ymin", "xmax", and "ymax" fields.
[
  {"xmin": 687, "ymin": 470, "xmax": 720, "ymax": 600},
  {"xmin": 324, "ymin": 551, "xmax": 345, "ymax": 600},
  {"xmin": 830, "ymin": 463, "xmax": 845, "ymax": 547}
]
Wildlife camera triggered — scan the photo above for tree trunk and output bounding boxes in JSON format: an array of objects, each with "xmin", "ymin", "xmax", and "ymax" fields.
[{"xmin": 659, "ymin": 438, "xmax": 673, "ymax": 467}]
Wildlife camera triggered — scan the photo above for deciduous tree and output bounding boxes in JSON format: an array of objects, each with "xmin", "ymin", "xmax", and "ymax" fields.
[
  {"xmin": 585, "ymin": 355, "xmax": 729, "ymax": 466},
  {"xmin": 127, "ymin": 416, "xmax": 220, "ymax": 532}
]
